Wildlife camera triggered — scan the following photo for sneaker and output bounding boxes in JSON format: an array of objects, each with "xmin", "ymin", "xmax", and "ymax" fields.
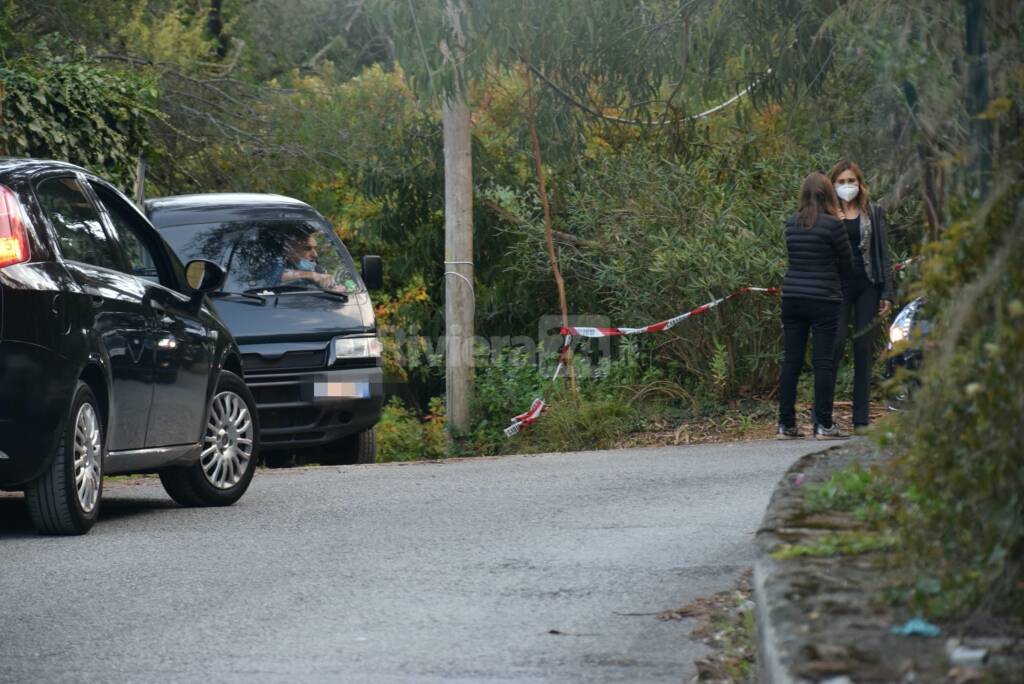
[
  {"xmin": 853, "ymin": 424, "xmax": 871, "ymax": 436},
  {"xmin": 776, "ymin": 424, "xmax": 805, "ymax": 440},
  {"xmin": 814, "ymin": 424, "xmax": 848, "ymax": 440}
]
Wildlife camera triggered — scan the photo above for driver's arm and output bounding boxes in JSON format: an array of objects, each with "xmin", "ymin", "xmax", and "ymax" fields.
[{"xmin": 281, "ymin": 269, "xmax": 336, "ymax": 288}]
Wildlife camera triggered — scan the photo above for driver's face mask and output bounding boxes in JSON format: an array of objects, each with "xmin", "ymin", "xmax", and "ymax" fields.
[{"xmin": 296, "ymin": 259, "xmax": 317, "ymax": 271}]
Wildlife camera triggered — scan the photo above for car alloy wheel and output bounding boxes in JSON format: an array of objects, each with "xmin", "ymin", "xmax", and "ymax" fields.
[
  {"xmin": 201, "ymin": 390, "xmax": 254, "ymax": 490},
  {"xmin": 73, "ymin": 402, "xmax": 103, "ymax": 514}
]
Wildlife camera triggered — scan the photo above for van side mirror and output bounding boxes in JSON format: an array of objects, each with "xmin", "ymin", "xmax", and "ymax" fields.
[
  {"xmin": 362, "ymin": 255, "xmax": 383, "ymax": 290},
  {"xmin": 185, "ymin": 259, "xmax": 226, "ymax": 293}
]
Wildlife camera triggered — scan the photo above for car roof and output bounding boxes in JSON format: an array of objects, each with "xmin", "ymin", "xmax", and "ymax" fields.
[
  {"xmin": 145, "ymin": 193, "xmax": 323, "ymax": 229},
  {"xmin": 0, "ymin": 157, "xmax": 94, "ymax": 179}
]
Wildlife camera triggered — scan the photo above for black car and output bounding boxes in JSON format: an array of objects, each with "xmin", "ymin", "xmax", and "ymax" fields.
[
  {"xmin": 0, "ymin": 159, "xmax": 260, "ymax": 534},
  {"xmin": 145, "ymin": 193, "xmax": 384, "ymax": 465}
]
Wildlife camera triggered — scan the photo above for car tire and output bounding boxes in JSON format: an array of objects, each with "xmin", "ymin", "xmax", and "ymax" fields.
[
  {"xmin": 159, "ymin": 371, "xmax": 260, "ymax": 507},
  {"xmin": 25, "ymin": 381, "xmax": 104, "ymax": 535},
  {"xmin": 352, "ymin": 428, "xmax": 377, "ymax": 464},
  {"xmin": 319, "ymin": 427, "xmax": 377, "ymax": 465}
]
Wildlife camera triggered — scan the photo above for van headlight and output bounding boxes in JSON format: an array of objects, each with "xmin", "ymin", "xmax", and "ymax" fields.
[{"xmin": 331, "ymin": 337, "xmax": 382, "ymax": 362}]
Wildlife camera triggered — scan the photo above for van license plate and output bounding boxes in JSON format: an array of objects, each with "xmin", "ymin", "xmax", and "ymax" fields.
[{"xmin": 313, "ymin": 381, "xmax": 369, "ymax": 400}]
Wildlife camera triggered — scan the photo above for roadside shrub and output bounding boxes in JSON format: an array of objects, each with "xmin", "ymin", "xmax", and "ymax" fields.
[
  {"xmin": 469, "ymin": 338, "xmax": 676, "ymax": 454},
  {"xmin": 468, "ymin": 345, "xmax": 548, "ymax": 454},
  {"xmin": 377, "ymin": 397, "xmax": 447, "ymax": 462},
  {"xmin": 516, "ymin": 387, "xmax": 638, "ymax": 453},
  {"xmin": 884, "ymin": 177, "xmax": 1024, "ymax": 618}
]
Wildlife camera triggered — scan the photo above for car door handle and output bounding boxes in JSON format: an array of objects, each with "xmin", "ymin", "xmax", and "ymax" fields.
[{"xmin": 90, "ymin": 295, "xmax": 104, "ymax": 309}]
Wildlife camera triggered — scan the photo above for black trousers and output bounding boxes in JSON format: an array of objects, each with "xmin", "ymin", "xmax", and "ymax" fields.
[
  {"xmin": 778, "ymin": 297, "xmax": 840, "ymax": 429},
  {"xmin": 832, "ymin": 277, "xmax": 882, "ymax": 426}
]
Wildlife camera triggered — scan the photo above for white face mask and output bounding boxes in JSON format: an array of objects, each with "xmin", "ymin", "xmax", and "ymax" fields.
[{"xmin": 836, "ymin": 183, "xmax": 860, "ymax": 203}]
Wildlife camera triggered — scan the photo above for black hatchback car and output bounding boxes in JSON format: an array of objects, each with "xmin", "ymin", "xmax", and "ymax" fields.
[
  {"xmin": 146, "ymin": 194, "xmax": 384, "ymax": 465},
  {"xmin": 0, "ymin": 159, "xmax": 260, "ymax": 534}
]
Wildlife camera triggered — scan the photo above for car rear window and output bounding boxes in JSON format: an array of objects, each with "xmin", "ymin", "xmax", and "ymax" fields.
[{"xmin": 160, "ymin": 220, "xmax": 363, "ymax": 295}]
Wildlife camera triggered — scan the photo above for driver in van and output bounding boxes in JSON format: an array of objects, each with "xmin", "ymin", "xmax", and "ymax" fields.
[{"xmin": 279, "ymin": 232, "xmax": 338, "ymax": 289}]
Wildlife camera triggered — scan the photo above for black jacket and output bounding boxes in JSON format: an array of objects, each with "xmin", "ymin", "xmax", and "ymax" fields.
[
  {"xmin": 782, "ymin": 211, "xmax": 853, "ymax": 302},
  {"xmin": 850, "ymin": 204, "xmax": 895, "ymax": 302}
]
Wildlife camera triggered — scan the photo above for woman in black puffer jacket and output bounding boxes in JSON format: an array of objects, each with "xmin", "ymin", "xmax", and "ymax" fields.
[{"xmin": 777, "ymin": 172, "xmax": 853, "ymax": 440}]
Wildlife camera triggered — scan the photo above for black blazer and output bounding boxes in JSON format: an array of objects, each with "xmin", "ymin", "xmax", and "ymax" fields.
[
  {"xmin": 862, "ymin": 204, "xmax": 895, "ymax": 302},
  {"xmin": 782, "ymin": 211, "xmax": 853, "ymax": 302}
]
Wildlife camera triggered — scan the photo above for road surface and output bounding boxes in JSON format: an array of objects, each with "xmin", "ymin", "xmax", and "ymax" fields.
[{"xmin": 0, "ymin": 440, "xmax": 821, "ymax": 683}]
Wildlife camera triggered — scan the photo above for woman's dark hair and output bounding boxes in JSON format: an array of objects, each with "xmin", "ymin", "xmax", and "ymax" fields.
[
  {"xmin": 828, "ymin": 159, "xmax": 871, "ymax": 214},
  {"xmin": 798, "ymin": 172, "xmax": 841, "ymax": 229}
]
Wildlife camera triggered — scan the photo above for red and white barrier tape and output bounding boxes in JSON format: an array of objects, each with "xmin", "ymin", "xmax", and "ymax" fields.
[
  {"xmin": 503, "ymin": 333, "xmax": 574, "ymax": 436},
  {"xmin": 893, "ymin": 255, "xmax": 921, "ymax": 272},
  {"xmin": 505, "ymin": 259, "xmax": 921, "ymax": 437},
  {"xmin": 504, "ymin": 287, "xmax": 780, "ymax": 437},
  {"xmin": 560, "ymin": 287, "xmax": 780, "ymax": 338}
]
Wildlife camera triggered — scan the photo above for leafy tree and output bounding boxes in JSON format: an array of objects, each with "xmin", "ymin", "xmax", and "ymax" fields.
[{"xmin": 0, "ymin": 40, "xmax": 157, "ymax": 189}]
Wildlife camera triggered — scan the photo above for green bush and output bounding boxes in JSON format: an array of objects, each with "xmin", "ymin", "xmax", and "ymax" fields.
[
  {"xmin": 467, "ymin": 341, "xmax": 668, "ymax": 454},
  {"xmin": 468, "ymin": 345, "xmax": 549, "ymax": 454},
  {"xmin": 377, "ymin": 397, "xmax": 447, "ymax": 463},
  {"xmin": 516, "ymin": 387, "xmax": 638, "ymax": 453},
  {"xmin": 884, "ymin": 178, "xmax": 1024, "ymax": 618},
  {"xmin": 0, "ymin": 42, "xmax": 157, "ymax": 189},
  {"xmin": 501, "ymin": 136, "xmax": 844, "ymax": 398}
]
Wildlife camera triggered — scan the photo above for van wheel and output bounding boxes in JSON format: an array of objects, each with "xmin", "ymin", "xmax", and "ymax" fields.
[
  {"xmin": 25, "ymin": 382, "xmax": 104, "ymax": 535},
  {"xmin": 351, "ymin": 428, "xmax": 376, "ymax": 464},
  {"xmin": 319, "ymin": 428, "xmax": 377, "ymax": 465},
  {"xmin": 159, "ymin": 371, "xmax": 259, "ymax": 507}
]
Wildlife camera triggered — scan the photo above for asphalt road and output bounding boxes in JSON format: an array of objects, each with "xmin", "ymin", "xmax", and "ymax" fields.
[{"xmin": 0, "ymin": 440, "xmax": 821, "ymax": 683}]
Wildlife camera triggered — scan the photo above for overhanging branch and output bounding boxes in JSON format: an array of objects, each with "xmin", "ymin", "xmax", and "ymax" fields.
[{"xmin": 523, "ymin": 60, "xmax": 770, "ymax": 127}]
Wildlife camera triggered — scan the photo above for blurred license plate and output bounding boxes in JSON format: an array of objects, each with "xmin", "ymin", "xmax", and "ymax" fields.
[{"xmin": 313, "ymin": 381, "xmax": 369, "ymax": 399}]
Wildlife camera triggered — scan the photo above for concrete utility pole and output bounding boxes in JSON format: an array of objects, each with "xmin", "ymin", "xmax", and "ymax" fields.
[{"xmin": 442, "ymin": 0, "xmax": 474, "ymax": 434}]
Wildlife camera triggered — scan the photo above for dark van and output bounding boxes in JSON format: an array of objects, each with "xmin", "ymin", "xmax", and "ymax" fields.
[{"xmin": 146, "ymin": 194, "xmax": 384, "ymax": 465}]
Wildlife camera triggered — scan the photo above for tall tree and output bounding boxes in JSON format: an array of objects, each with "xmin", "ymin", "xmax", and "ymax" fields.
[{"xmin": 965, "ymin": 0, "xmax": 992, "ymax": 194}]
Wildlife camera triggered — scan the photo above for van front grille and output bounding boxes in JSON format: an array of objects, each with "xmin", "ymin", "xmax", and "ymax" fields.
[{"xmin": 243, "ymin": 349, "xmax": 326, "ymax": 373}]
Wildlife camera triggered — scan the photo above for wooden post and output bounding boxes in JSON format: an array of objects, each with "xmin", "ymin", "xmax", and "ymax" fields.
[
  {"xmin": 133, "ymin": 153, "xmax": 147, "ymax": 209},
  {"xmin": 441, "ymin": 0, "xmax": 474, "ymax": 435}
]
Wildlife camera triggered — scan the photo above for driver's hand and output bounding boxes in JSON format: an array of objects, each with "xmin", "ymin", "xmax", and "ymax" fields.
[{"xmin": 318, "ymin": 272, "xmax": 340, "ymax": 289}]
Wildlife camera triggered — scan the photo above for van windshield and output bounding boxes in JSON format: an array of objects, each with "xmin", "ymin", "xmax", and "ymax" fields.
[{"xmin": 161, "ymin": 220, "xmax": 362, "ymax": 295}]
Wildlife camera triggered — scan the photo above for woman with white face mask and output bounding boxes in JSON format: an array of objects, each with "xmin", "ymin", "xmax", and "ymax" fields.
[{"xmin": 827, "ymin": 160, "xmax": 895, "ymax": 431}]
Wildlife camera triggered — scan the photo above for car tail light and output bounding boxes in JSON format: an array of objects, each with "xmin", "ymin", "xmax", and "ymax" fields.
[{"xmin": 0, "ymin": 185, "xmax": 31, "ymax": 269}]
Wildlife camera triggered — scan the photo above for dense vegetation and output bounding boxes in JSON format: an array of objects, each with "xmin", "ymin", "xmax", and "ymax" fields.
[{"xmin": 1, "ymin": 0, "xmax": 1020, "ymax": 616}]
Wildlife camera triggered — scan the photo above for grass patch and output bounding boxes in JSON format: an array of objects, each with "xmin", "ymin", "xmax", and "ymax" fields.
[
  {"xmin": 772, "ymin": 531, "xmax": 897, "ymax": 560},
  {"xmin": 803, "ymin": 462, "xmax": 896, "ymax": 523}
]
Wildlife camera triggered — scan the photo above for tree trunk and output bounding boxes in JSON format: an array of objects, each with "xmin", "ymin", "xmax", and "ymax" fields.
[
  {"xmin": 208, "ymin": 0, "xmax": 230, "ymax": 59},
  {"xmin": 525, "ymin": 67, "xmax": 576, "ymax": 392},
  {"xmin": 965, "ymin": 0, "xmax": 991, "ymax": 195},
  {"xmin": 443, "ymin": 91, "xmax": 474, "ymax": 434}
]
